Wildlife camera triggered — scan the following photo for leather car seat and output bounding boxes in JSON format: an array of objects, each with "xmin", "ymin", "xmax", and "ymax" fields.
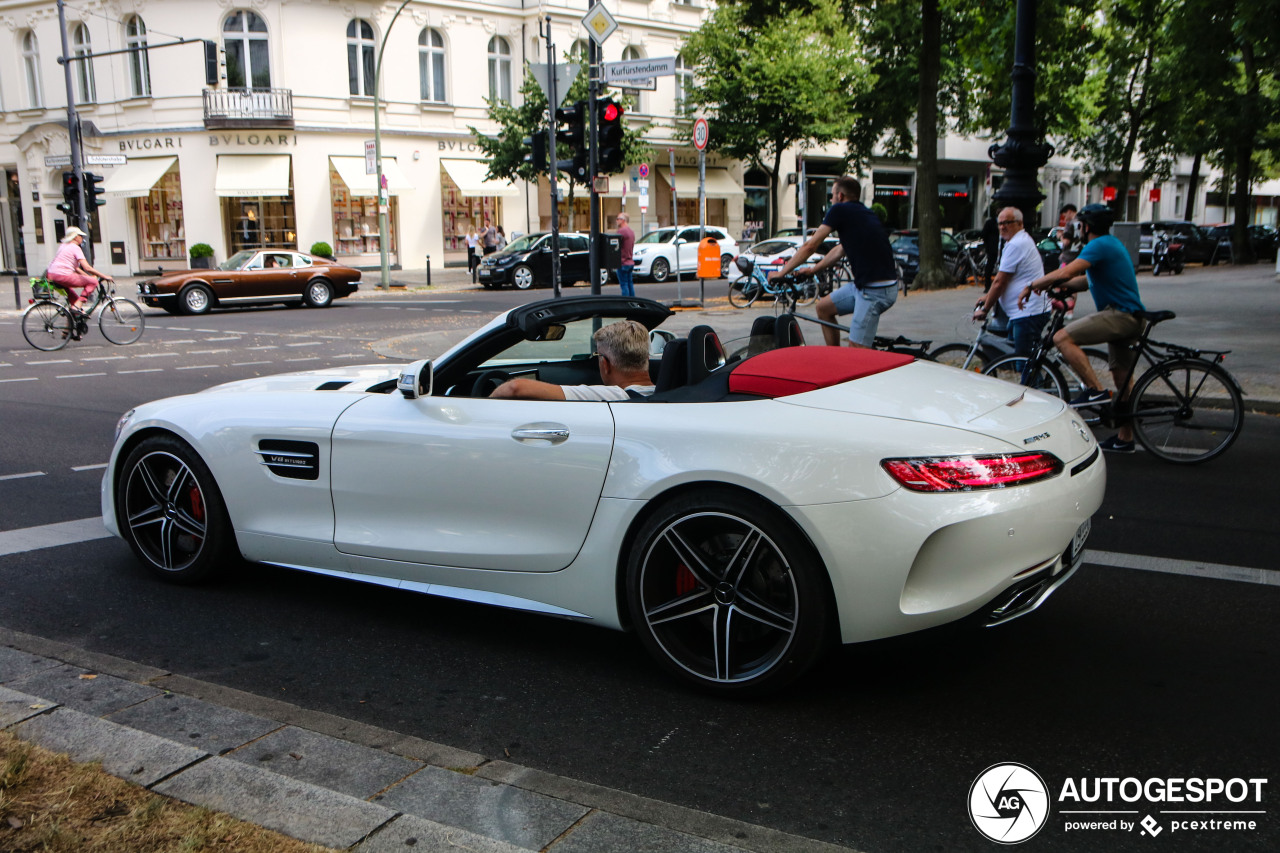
[
  {"xmin": 654, "ymin": 338, "xmax": 689, "ymax": 393},
  {"xmin": 686, "ymin": 325, "xmax": 726, "ymax": 386}
]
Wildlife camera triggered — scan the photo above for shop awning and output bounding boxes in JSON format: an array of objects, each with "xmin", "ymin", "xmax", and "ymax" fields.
[
  {"xmin": 661, "ymin": 167, "xmax": 745, "ymax": 197},
  {"xmin": 214, "ymin": 154, "xmax": 292, "ymax": 197},
  {"xmin": 441, "ymin": 159, "xmax": 520, "ymax": 198},
  {"xmin": 329, "ymin": 156, "xmax": 412, "ymax": 196},
  {"xmin": 100, "ymin": 156, "xmax": 177, "ymax": 198}
]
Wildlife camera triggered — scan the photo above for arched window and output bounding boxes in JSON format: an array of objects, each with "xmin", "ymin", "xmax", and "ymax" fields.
[
  {"xmin": 675, "ymin": 54, "xmax": 693, "ymax": 109},
  {"xmin": 72, "ymin": 24, "xmax": 96, "ymax": 104},
  {"xmin": 22, "ymin": 31, "xmax": 43, "ymax": 108},
  {"xmin": 223, "ymin": 10, "xmax": 271, "ymax": 89},
  {"xmin": 621, "ymin": 46, "xmax": 644, "ymax": 114},
  {"xmin": 347, "ymin": 19, "xmax": 376, "ymax": 97},
  {"xmin": 418, "ymin": 28, "xmax": 446, "ymax": 103},
  {"xmin": 568, "ymin": 40, "xmax": 588, "ymax": 64},
  {"xmin": 125, "ymin": 15, "xmax": 151, "ymax": 97},
  {"xmin": 487, "ymin": 37, "xmax": 511, "ymax": 103}
]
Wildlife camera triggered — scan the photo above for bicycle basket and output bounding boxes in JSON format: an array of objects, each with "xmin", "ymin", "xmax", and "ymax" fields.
[
  {"xmin": 734, "ymin": 256, "xmax": 755, "ymax": 275},
  {"xmin": 31, "ymin": 280, "xmax": 67, "ymax": 301}
]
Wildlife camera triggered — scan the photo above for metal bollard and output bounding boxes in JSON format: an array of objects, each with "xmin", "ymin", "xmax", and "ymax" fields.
[
  {"xmin": 425, "ymin": 255, "xmax": 431, "ymax": 287},
  {"xmin": 6, "ymin": 271, "xmax": 19, "ymax": 310}
]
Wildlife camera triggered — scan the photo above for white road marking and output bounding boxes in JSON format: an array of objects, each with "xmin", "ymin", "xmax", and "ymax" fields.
[
  {"xmin": 1085, "ymin": 550, "xmax": 1279, "ymax": 587},
  {"xmin": 56, "ymin": 372, "xmax": 107, "ymax": 379},
  {"xmin": 204, "ymin": 336, "xmax": 240, "ymax": 341},
  {"xmin": 165, "ymin": 339, "xmax": 196, "ymax": 344},
  {"xmin": 137, "ymin": 352, "xmax": 179, "ymax": 359},
  {"xmin": 27, "ymin": 359, "xmax": 72, "ymax": 365},
  {"xmin": 118, "ymin": 368, "xmax": 164, "ymax": 374},
  {"xmin": 190, "ymin": 349, "xmax": 232, "ymax": 355},
  {"xmin": 0, "ymin": 377, "xmax": 37, "ymax": 384},
  {"xmin": 285, "ymin": 357, "xmax": 321, "ymax": 363},
  {"xmin": 0, "ymin": 472, "xmax": 44, "ymax": 482},
  {"xmin": 0, "ymin": 362, "xmax": 12, "ymax": 367},
  {"xmin": 71, "ymin": 463, "xmax": 107, "ymax": 472},
  {"xmin": 83, "ymin": 356, "xmax": 126, "ymax": 362},
  {"xmin": 231, "ymin": 360, "xmax": 272, "ymax": 366},
  {"xmin": 0, "ymin": 517, "xmax": 113, "ymax": 557},
  {"xmin": 194, "ymin": 328, "xmax": 219, "ymax": 332},
  {"xmin": 285, "ymin": 341, "xmax": 320, "ymax": 347},
  {"xmin": 168, "ymin": 326, "xmax": 192, "ymax": 330},
  {"xmin": 246, "ymin": 345, "xmax": 278, "ymax": 350},
  {"xmin": 176, "ymin": 364, "xmax": 220, "ymax": 370}
]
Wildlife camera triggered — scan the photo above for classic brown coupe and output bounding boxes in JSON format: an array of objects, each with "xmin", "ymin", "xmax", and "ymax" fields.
[{"xmin": 137, "ymin": 249, "xmax": 361, "ymax": 315}]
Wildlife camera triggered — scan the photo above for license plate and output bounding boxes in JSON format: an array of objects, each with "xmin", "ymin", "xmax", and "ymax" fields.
[
  {"xmin": 1068, "ymin": 518, "xmax": 1091, "ymax": 568},
  {"xmin": 478, "ymin": 269, "xmax": 490, "ymax": 278}
]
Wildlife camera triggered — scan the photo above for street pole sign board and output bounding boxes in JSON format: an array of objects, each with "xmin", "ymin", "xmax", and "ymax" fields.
[
  {"xmin": 604, "ymin": 57, "xmax": 677, "ymax": 83},
  {"xmin": 365, "ymin": 140, "xmax": 376, "ymax": 175},
  {"xmin": 530, "ymin": 62, "xmax": 581, "ymax": 108},
  {"xmin": 582, "ymin": 6, "xmax": 618, "ymax": 45},
  {"xmin": 693, "ymin": 118, "xmax": 710, "ymax": 151}
]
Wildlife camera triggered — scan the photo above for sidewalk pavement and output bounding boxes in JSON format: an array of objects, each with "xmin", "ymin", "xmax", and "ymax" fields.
[{"xmin": 0, "ymin": 628, "xmax": 858, "ymax": 853}]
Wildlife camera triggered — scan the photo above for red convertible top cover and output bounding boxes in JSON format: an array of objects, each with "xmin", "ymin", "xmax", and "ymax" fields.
[{"xmin": 729, "ymin": 347, "xmax": 914, "ymax": 398}]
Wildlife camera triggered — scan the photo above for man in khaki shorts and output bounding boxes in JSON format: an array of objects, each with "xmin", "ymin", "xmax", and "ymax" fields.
[{"xmin": 1021, "ymin": 204, "xmax": 1146, "ymax": 453}]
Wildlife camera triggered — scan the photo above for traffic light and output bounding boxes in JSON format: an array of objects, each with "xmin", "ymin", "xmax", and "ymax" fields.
[
  {"xmin": 83, "ymin": 172, "xmax": 106, "ymax": 210},
  {"xmin": 522, "ymin": 132, "xmax": 547, "ymax": 173},
  {"xmin": 59, "ymin": 171, "xmax": 80, "ymax": 221},
  {"xmin": 597, "ymin": 98, "xmax": 625, "ymax": 174},
  {"xmin": 203, "ymin": 40, "xmax": 220, "ymax": 86},
  {"xmin": 555, "ymin": 100, "xmax": 588, "ymax": 181}
]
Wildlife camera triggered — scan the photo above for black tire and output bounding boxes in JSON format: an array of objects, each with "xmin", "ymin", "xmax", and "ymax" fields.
[
  {"xmin": 727, "ymin": 277, "xmax": 760, "ymax": 308},
  {"xmin": 161, "ymin": 304, "xmax": 183, "ymax": 315},
  {"xmin": 625, "ymin": 489, "xmax": 832, "ymax": 696},
  {"xmin": 303, "ymin": 278, "xmax": 334, "ymax": 308},
  {"xmin": 21, "ymin": 302, "xmax": 74, "ymax": 351},
  {"xmin": 180, "ymin": 284, "xmax": 214, "ymax": 315},
  {"xmin": 930, "ymin": 342, "xmax": 988, "ymax": 373},
  {"xmin": 511, "ymin": 264, "xmax": 535, "ymax": 290},
  {"xmin": 116, "ymin": 435, "xmax": 235, "ymax": 584},
  {"xmin": 1129, "ymin": 359, "xmax": 1243, "ymax": 464},
  {"xmin": 98, "ymin": 298, "xmax": 145, "ymax": 345},
  {"xmin": 984, "ymin": 355, "xmax": 1070, "ymax": 400},
  {"xmin": 650, "ymin": 257, "xmax": 670, "ymax": 283}
]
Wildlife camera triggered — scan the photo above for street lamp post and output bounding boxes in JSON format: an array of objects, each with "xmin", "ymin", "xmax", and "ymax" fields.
[
  {"xmin": 373, "ymin": 0, "xmax": 414, "ymax": 289},
  {"xmin": 988, "ymin": 0, "xmax": 1054, "ymax": 226}
]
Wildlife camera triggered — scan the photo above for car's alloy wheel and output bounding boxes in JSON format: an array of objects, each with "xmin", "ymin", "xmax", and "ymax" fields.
[
  {"xmin": 512, "ymin": 264, "xmax": 535, "ymax": 290},
  {"xmin": 626, "ymin": 490, "xmax": 831, "ymax": 695},
  {"xmin": 304, "ymin": 279, "xmax": 333, "ymax": 308},
  {"xmin": 650, "ymin": 258, "xmax": 670, "ymax": 283},
  {"xmin": 181, "ymin": 284, "xmax": 213, "ymax": 315},
  {"xmin": 117, "ymin": 436, "xmax": 233, "ymax": 584}
]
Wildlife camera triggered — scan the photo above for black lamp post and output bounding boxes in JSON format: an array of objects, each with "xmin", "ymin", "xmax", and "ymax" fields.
[{"xmin": 988, "ymin": 0, "xmax": 1054, "ymax": 226}]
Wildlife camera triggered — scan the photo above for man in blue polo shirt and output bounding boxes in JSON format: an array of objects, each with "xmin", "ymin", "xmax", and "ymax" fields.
[
  {"xmin": 1021, "ymin": 203, "xmax": 1146, "ymax": 453},
  {"xmin": 769, "ymin": 176, "xmax": 899, "ymax": 347}
]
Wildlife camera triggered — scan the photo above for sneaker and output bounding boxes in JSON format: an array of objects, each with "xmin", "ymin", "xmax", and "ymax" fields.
[
  {"xmin": 1099, "ymin": 435, "xmax": 1135, "ymax": 454},
  {"xmin": 1069, "ymin": 387, "xmax": 1111, "ymax": 407}
]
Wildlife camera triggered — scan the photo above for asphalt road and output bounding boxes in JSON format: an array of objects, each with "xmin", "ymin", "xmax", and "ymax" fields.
[{"xmin": 1, "ymin": 273, "xmax": 1276, "ymax": 852}]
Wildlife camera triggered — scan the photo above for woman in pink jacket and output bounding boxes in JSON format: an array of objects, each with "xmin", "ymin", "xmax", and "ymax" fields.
[{"xmin": 47, "ymin": 227, "xmax": 113, "ymax": 311}]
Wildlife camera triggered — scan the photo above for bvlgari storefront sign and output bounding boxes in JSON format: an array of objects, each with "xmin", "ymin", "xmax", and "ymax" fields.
[{"xmin": 208, "ymin": 133, "xmax": 298, "ymax": 147}]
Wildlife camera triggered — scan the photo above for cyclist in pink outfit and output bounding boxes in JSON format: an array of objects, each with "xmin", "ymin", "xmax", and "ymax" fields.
[{"xmin": 47, "ymin": 227, "xmax": 113, "ymax": 310}]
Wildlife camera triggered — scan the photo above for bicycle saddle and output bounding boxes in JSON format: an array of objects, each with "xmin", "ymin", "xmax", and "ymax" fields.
[{"xmin": 1134, "ymin": 310, "xmax": 1176, "ymax": 324}]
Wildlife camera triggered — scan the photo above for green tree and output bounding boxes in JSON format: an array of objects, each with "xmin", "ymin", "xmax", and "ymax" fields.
[{"xmin": 679, "ymin": 0, "xmax": 866, "ymax": 235}]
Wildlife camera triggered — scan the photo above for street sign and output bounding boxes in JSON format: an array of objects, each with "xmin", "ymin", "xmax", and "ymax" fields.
[
  {"xmin": 603, "ymin": 56, "xmax": 677, "ymax": 83},
  {"xmin": 530, "ymin": 62, "xmax": 581, "ymax": 109},
  {"xmin": 638, "ymin": 163, "xmax": 649, "ymax": 179},
  {"xmin": 44, "ymin": 155, "xmax": 72, "ymax": 168},
  {"xmin": 85, "ymin": 154, "xmax": 127, "ymax": 166},
  {"xmin": 608, "ymin": 76, "xmax": 656, "ymax": 91},
  {"xmin": 582, "ymin": 5, "xmax": 618, "ymax": 45},
  {"xmin": 365, "ymin": 140, "xmax": 376, "ymax": 176},
  {"xmin": 1149, "ymin": 187, "xmax": 1162, "ymax": 203},
  {"xmin": 593, "ymin": 175, "xmax": 609, "ymax": 193},
  {"xmin": 693, "ymin": 118, "xmax": 710, "ymax": 151}
]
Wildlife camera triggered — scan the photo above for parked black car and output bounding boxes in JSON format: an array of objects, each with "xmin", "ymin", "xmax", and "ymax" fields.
[
  {"xmin": 477, "ymin": 232, "xmax": 609, "ymax": 290},
  {"xmin": 1137, "ymin": 221, "xmax": 1219, "ymax": 265},
  {"xmin": 1204, "ymin": 223, "xmax": 1279, "ymax": 262},
  {"xmin": 888, "ymin": 230, "xmax": 964, "ymax": 284}
]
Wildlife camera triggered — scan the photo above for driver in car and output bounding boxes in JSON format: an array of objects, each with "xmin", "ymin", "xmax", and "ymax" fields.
[{"xmin": 491, "ymin": 320, "xmax": 656, "ymax": 401}]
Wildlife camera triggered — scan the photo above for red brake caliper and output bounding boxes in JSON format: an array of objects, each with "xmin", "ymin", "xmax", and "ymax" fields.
[
  {"xmin": 189, "ymin": 487, "xmax": 204, "ymax": 523},
  {"xmin": 674, "ymin": 563, "xmax": 696, "ymax": 596}
]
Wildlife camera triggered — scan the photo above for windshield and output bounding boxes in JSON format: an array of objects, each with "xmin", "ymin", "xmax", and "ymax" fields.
[
  {"xmin": 747, "ymin": 240, "xmax": 796, "ymax": 255},
  {"xmin": 480, "ymin": 315, "xmax": 636, "ymax": 368},
  {"xmin": 637, "ymin": 229, "xmax": 675, "ymax": 244},
  {"xmin": 220, "ymin": 250, "xmax": 257, "ymax": 270},
  {"xmin": 502, "ymin": 234, "xmax": 543, "ymax": 254}
]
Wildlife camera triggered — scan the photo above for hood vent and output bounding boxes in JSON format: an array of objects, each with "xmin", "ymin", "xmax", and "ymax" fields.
[{"xmin": 255, "ymin": 439, "xmax": 319, "ymax": 480}]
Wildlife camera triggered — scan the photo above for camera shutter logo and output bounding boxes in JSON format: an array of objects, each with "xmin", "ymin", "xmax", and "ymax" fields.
[{"xmin": 969, "ymin": 763, "xmax": 1050, "ymax": 844}]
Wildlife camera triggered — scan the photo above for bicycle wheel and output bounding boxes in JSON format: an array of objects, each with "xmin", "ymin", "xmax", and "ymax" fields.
[
  {"xmin": 984, "ymin": 355, "xmax": 1069, "ymax": 400},
  {"xmin": 930, "ymin": 343, "xmax": 988, "ymax": 373},
  {"xmin": 790, "ymin": 279, "xmax": 818, "ymax": 307},
  {"xmin": 21, "ymin": 301, "xmax": 74, "ymax": 351},
  {"xmin": 99, "ymin": 297, "xmax": 145, "ymax": 345},
  {"xmin": 728, "ymin": 277, "xmax": 760, "ymax": 308},
  {"xmin": 1129, "ymin": 359, "xmax": 1243, "ymax": 464}
]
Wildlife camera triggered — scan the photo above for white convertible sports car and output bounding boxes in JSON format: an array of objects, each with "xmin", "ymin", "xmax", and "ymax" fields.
[{"xmin": 103, "ymin": 296, "xmax": 1104, "ymax": 695}]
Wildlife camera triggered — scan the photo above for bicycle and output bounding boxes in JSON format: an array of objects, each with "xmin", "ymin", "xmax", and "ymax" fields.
[
  {"xmin": 21, "ymin": 277, "xmax": 146, "ymax": 352},
  {"xmin": 983, "ymin": 293, "xmax": 1243, "ymax": 464},
  {"xmin": 727, "ymin": 256, "xmax": 818, "ymax": 309}
]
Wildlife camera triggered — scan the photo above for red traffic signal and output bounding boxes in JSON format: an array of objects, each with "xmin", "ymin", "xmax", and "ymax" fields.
[{"xmin": 602, "ymin": 101, "xmax": 622, "ymax": 123}]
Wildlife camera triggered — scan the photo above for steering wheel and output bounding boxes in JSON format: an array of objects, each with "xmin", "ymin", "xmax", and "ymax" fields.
[{"xmin": 470, "ymin": 369, "xmax": 513, "ymax": 398}]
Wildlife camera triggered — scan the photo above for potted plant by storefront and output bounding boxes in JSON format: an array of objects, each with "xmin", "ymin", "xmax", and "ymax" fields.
[
  {"xmin": 189, "ymin": 243, "xmax": 215, "ymax": 269},
  {"xmin": 310, "ymin": 241, "xmax": 335, "ymax": 261}
]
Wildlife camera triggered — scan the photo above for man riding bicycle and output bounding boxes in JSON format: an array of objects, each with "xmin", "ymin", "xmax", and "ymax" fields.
[{"xmin": 1020, "ymin": 203, "xmax": 1145, "ymax": 453}]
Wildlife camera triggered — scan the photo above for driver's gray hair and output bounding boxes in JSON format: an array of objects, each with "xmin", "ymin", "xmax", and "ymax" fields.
[{"xmin": 594, "ymin": 320, "xmax": 650, "ymax": 372}]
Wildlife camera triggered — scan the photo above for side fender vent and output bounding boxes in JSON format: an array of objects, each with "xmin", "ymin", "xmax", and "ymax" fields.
[{"xmin": 255, "ymin": 439, "xmax": 319, "ymax": 480}]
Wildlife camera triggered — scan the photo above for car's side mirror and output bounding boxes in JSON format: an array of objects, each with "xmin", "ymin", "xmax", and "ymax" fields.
[
  {"xmin": 649, "ymin": 329, "xmax": 676, "ymax": 357},
  {"xmin": 542, "ymin": 245, "xmax": 552, "ymax": 253},
  {"xmin": 397, "ymin": 359, "xmax": 433, "ymax": 399}
]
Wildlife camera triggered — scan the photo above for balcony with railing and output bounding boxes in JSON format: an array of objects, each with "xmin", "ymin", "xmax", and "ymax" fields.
[{"xmin": 203, "ymin": 88, "xmax": 294, "ymax": 129}]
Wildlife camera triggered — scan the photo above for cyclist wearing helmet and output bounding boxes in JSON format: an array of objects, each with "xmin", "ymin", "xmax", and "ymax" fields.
[{"xmin": 1020, "ymin": 202, "xmax": 1145, "ymax": 453}]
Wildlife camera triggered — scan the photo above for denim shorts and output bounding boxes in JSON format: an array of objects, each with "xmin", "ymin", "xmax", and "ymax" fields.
[{"xmin": 830, "ymin": 282, "xmax": 898, "ymax": 347}]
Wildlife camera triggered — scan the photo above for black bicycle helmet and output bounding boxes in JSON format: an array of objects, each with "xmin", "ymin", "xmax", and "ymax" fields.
[{"xmin": 1076, "ymin": 203, "xmax": 1115, "ymax": 233}]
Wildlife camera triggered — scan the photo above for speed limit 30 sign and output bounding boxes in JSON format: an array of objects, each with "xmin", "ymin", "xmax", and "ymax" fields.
[{"xmin": 692, "ymin": 118, "xmax": 709, "ymax": 151}]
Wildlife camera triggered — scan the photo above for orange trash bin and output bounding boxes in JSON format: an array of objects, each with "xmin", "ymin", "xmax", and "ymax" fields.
[{"xmin": 697, "ymin": 237, "xmax": 722, "ymax": 278}]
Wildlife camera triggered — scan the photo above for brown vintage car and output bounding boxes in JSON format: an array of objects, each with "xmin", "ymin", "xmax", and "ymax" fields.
[{"xmin": 136, "ymin": 249, "xmax": 361, "ymax": 315}]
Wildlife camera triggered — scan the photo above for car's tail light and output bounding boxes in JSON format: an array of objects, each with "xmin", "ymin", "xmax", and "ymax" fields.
[{"xmin": 881, "ymin": 452, "xmax": 1063, "ymax": 492}]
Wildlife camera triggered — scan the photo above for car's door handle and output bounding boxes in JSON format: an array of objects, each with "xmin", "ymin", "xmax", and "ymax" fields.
[{"xmin": 512, "ymin": 423, "xmax": 570, "ymax": 444}]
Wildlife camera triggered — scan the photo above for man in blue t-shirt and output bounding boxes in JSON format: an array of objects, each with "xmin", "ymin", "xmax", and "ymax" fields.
[
  {"xmin": 769, "ymin": 176, "xmax": 899, "ymax": 347},
  {"xmin": 1021, "ymin": 203, "xmax": 1146, "ymax": 453}
]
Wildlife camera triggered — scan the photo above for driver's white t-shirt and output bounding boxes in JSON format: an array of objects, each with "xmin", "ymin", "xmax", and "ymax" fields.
[
  {"xmin": 560, "ymin": 384, "xmax": 655, "ymax": 401},
  {"xmin": 998, "ymin": 229, "xmax": 1050, "ymax": 320}
]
